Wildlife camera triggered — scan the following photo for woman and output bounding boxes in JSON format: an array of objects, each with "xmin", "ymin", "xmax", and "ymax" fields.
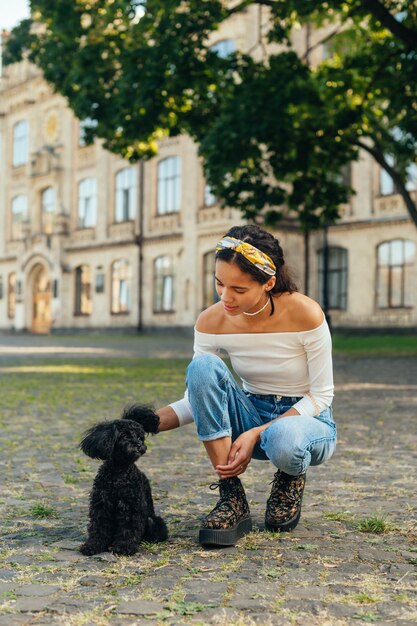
[{"xmin": 156, "ymin": 224, "xmax": 336, "ymax": 547}]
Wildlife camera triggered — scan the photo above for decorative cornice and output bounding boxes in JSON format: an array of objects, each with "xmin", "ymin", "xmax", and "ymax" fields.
[{"xmin": 329, "ymin": 215, "xmax": 410, "ymax": 232}]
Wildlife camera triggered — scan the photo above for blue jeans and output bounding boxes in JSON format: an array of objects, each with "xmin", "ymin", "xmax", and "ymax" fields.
[{"xmin": 186, "ymin": 354, "xmax": 337, "ymax": 476}]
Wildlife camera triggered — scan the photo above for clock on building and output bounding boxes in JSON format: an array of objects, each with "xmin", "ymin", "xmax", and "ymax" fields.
[{"xmin": 44, "ymin": 112, "xmax": 59, "ymax": 142}]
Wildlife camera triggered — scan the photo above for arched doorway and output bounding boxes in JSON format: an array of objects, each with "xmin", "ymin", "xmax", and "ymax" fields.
[{"xmin": 32, "ymin": 266, "xmax": 52, "ymax": 333}]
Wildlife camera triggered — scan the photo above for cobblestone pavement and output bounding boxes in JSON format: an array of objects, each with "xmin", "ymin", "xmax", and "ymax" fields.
[{"xmin": 0, "ymin": 334, "xmax": 416, "ymax": 625}]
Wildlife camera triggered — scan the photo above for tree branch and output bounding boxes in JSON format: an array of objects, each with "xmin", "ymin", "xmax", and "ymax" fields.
[
  {"xmin": 301, "ymin": 25, "xmax": 342, "ymax": 62},
  {"xmin": 362, "ymin": 0, "xmax": 417, "ymax": 50},
  {"xmin": 352, "ymin": 137, "xmax": 417, "ymax": 227}
]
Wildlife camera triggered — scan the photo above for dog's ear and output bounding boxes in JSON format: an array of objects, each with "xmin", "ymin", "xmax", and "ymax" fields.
[
  {"xmin": 79, "ymin": 422, "xmax": 117, "ymax": 460},
  {"xmin": 120, "ymin": 404, "xmax": 160, "ymax": 435}
]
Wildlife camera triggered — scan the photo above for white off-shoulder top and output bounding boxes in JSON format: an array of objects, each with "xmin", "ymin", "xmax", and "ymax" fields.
[{"xmin": 169, "ymin": 317, "xmax": 334, "ymax": 425}]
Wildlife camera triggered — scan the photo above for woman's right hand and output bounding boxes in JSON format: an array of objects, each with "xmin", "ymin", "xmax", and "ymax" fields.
[{"xmin": 215, "ymin": 427, "xmax": 261, "ymax": 478}]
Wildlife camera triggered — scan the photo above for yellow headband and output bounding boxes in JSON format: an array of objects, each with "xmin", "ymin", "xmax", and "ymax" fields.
[{"xmin": 216, "ymin": 236, "xmax": 276, "ymax": 276}]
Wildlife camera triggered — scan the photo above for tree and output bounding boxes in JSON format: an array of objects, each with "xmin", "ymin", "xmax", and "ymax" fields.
[{"xmin": 5, "ymin": 0, "xmax": 417, "ymax": 227}]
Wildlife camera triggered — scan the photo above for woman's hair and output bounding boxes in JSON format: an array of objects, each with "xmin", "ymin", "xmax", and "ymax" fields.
[{"xmin": 215, "ymin": 224, "xmax": 298, "ymax": 315}]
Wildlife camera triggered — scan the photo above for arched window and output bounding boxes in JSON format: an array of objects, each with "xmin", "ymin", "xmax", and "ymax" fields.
[
  {"xmin": 111, "ymin": 259, "xmax": 132, "ymax": 314},
  {"xmin": 8, "ymin": 273, "xmax": 16, "ymax": 319},
  {"xmin": 210, "ymin": 39, "xmax": 235, "ymax": 58},
  {"xmin": 376, "ymin": 240, "xmax": 415, "ymax": 308},
  {"xmin": 115, "ymin": 167, "xmax": 137, "ymax": 222},
  {"xmin": 41, "ymin": 187, "xmax": 55, "ymax": 235},
  {"xmin": 157, "ymin": 157, "xmax": 181, "ymax": 215},
  {"xmin": 11, "ymin": 195, "xmax": 28, "ymax": 240},
  {"xmin": 75, "ymin": 265, "xmax": 92, "ymax": 315},
  {"xmin": 317, "ymin": 247, "xmax": 348, "ymax": 310},
  {"xmin": 203, "ymin": 251, "xmax": 220, "ymax": 309},
  {"xmin": 78, "ymin": 178, "xmax": 97, "ymax": 228},
  {"xmin": 13, "ymin": 120, "xmax": 29, "ymax": 167},
  {"xmin": 154, "ymin": 256, "xmax": 174, "ymax": 312}
]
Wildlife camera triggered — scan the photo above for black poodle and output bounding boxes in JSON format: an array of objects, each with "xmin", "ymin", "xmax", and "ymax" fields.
[{"xmin": 79, "ymin": 404, "xmax": 168, "ymax": 556}]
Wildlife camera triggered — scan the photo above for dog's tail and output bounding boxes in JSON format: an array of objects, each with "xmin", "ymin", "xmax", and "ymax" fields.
[{"xmin": 121, "ymin": 404, "xmax": 160, "ymax": 434}]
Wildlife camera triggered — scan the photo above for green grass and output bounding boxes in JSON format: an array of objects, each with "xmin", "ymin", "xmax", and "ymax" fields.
[
  {"xmin": 356, "ymin": 515, "xmax": 392, "ymax": 534},
  {"xmin": 30, "ymin": 503, "xmax": 59, "ymax": 518},
  {"xmin": 333, "ymin": 334, "xmax": 417, "ymax": 356},
  {"xmin": 0, "ymin": 357, "xmax": 189, "ymax": 418}
]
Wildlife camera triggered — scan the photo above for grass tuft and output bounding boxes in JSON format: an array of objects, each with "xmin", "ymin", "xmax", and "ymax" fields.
[
  {"xmin": 356, "ymin": 515, "xmax": 392, "ymax": 534},
  {"xmin": 30, "ymin": 503, "xmax": 59, "ymax": 518}
]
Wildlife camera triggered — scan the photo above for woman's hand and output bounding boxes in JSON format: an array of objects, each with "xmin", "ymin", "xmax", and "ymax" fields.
[{"xmin": 216, "ymin": 428, "xmax": 261, "ymax": 478}]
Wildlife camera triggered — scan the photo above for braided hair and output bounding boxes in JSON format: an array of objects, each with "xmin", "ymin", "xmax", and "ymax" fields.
[{"xmin": 215, "ymin": 224, "xmax": 298, "ymax": 316}]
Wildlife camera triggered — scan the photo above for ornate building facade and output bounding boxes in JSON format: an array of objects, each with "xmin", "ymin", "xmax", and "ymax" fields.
[{"xmin": 1, "ymin": 7, "xmax": 416, "ymax": 333}]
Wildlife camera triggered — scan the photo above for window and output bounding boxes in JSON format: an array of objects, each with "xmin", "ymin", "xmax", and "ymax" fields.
[
  {"xmin": 111, "ymin": 259, "xmax": 132, "ymax": 313},
  {"xmin": 210, "ymin": 39, "xmax": 235, "ymax": 58},
  {"xmin": 95, "ymin": 268, "xmax": 105, "ymax": 294},
  {"xmin": 78, "ymin": 178, "xmax": 97, "ymax": 228},
  {"xmin": 41, "ymin": 187, "xmax": 55, "ymax": 235},
  {"xmin": 13, "ymin": 120, "xmax": 29, "ymax": 167},
  {"xmin": 115, "ymin": 167, "xmax": 137, "ymax": 222},
  {"xmin": 376, "ymin": 240, "xmax": 415, "ymax": 308},
  {"xmin": 11, "ymin": 195, "xmax": 28, "ymax": 240},
  {"xmin": 317, "ymin": 247, "xmax": 348, "ymax": 310},
  {"xmin": 75, "ymin": 265, "xmax": 92, "ymax": 315},
  {"xmin": 380, "ymin": 155, "xmax": 417, "ymax": 195},
  {"xmin": 203, "ymin": 251, "xmax": 220, "ymax": 309},
  {"xmin": 406, "ymin": 162, "xmax": 417, "ymax": 192},
  {"xmin": 8, "ymin": 273, "xmax": 16, "ymax": 318},
  {"xmin": 157, "ymin": 157, "xmax": 181, "ymax": 215},
  {"xmin": 154, "ymin": 256, "xmax": 174, "ymax": 312},
  {"xmin": 379, "ymin": 155, "xmax": 395, "ymax": 196},
  {"xmin": 79, "ymin": 118, "xmax": 98, "ymax": 146},
  {"xmin": 204, "ymin": 184, "xmax": 217, "ymax": 207}
]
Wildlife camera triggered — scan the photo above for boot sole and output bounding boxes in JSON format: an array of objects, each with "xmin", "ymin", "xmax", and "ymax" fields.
[
  {"xmin": 199, "ymin": 515, "xmax": 252, "ymax": 546},
  {"xmin": 265, "ymin": 507, "xmax": 301, "ymax": 533}
]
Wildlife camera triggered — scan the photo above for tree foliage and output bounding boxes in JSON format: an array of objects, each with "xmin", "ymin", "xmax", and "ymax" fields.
[{"xmin": 5, "ymin": 0, "xmax": 417, "ymax": 228}]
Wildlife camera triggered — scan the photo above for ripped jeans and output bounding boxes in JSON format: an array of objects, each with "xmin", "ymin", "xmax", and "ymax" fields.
[{"xmin": 186, "ymin": 354, "xmax": 337, "ymax": 476}]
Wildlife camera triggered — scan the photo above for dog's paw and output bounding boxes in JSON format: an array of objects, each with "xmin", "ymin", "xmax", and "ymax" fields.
[
  {"xmin": 80, "ymin": 542, "xmax": 106, "ymax": 556},
  {"xmin": 112, "ymin": 543, "xmax": 138, "ymax": 556}
]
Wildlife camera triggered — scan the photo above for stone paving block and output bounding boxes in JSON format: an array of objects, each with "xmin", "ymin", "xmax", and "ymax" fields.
[
  {"xmin": 50, "ymin": 549, "xmax": 82, "ymax": 562},
  {"xmin": 78, "ymin": 574, "xmax": 109, "ymax": 587},
  {"xmin": 283, "ymin": 586, "xmax": 327, "ymax": 601},
  {"xmin": 49, "ymin": 540, "xmax": 80, "ymax": 551},
  {"xmin": 0, "ymin": 569, "xmax": 17, "ymax": 581},
  {"xmin": 15, "ymin": 584, "xmax": 61, "ymax": 597},
  {"xmin": 0, "ymin": 616, "xmax": 29, "ymax": 625},
  {"xmin": 114, "ymin": 600, "xmax": 166, "ymax": 615},
  {"xmin": 228, "ymin": 597, "xmax": 271, "ymax": 611},
  {"xmin": 14, "ymin": 596, "xmax": 54, "ymax": 612}
]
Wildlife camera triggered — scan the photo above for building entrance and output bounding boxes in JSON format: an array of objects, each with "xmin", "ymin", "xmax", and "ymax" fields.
[{"xmin": 32, "ymin": 266, "xmax": 52, "ymax": 333}]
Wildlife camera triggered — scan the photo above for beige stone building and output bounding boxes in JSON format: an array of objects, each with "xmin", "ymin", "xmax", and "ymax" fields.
[{"xmin": 1, "ymin": 7, "xmax": 416, "ymax": 333}]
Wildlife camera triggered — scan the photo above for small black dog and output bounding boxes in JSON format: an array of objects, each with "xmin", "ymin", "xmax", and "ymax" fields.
[{"xmin": 79, "ymin": 404, "xmax": 168, "ymax": 556}]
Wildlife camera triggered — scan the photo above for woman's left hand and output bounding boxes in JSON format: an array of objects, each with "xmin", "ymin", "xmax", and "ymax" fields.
[{"xmin": 216, "ymin": 428, "xmax": 261, "ymax": 478}]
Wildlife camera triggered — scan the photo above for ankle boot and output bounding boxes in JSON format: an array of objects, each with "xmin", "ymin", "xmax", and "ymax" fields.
[
  {"xmin": 199, "ymin": 476, "xmax": 252, "ymax": 546},
  {"xmin": 265, "ymin": 469, "xmax": 306, "ymax": 532}
]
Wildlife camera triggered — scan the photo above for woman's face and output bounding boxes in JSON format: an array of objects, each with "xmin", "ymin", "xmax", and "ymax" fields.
[{"xmin": 215, "ymin": 260, "xmax": 275, "ymax": 316}]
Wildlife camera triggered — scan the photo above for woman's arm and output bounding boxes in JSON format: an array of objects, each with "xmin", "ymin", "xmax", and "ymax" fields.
[{"xmin": 155, "ymin": 405, "xmax": 181, "ymax": 432}]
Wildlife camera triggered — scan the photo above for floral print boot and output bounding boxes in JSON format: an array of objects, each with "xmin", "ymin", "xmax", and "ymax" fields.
[
  {"xmin": 199, "ymin": 476, "xmax": 252, "ymax": 546},
  {"xmin": 265, "ymin": 469, "xmax": 306, "ymax": 532}
]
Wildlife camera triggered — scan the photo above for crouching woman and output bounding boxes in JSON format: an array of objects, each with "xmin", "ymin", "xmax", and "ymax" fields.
[{"xmin": 155, "ymin": 224, "xmax": 336, "ymax": 546}]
